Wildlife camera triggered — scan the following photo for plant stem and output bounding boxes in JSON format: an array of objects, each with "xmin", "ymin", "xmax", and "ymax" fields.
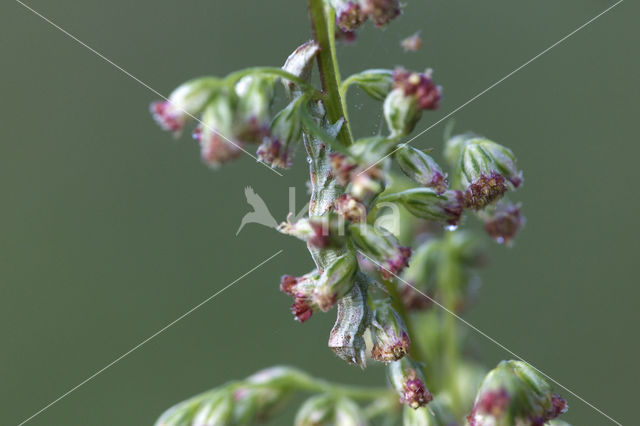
[
  {"xmin": 307, "ymin": 0, "xmax": 353, "ymax": 147},
  {"xmin": 438, "ymin": 233, "xmax": 463, "ymax": 416}
]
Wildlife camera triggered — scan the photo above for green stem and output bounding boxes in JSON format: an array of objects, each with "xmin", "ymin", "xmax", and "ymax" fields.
[
  {"xmin": 438, "ymin": 233, "xmax": 463, "ymax": 416},
  {"xmin": 307, "ymin": 0, "xmax": 353, "ymax": 147}
]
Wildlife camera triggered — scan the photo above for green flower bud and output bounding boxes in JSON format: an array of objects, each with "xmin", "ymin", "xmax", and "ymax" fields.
[
  {"xmin": 155, "ymin": 389, "xmax": 232, "ymax": 426},
  {"xmin": 195, "ymin": 94, "xmax": 242, "ymax": 168},
  {"xmin": 345, "ymin": 69, "xmax": 394, "ymax": 101},
  {"xmin": 379, "ymin": 188, "xmax": 464, "ymax": 226},
  {"xmin": 232, "ymin": 387, "xmax": 289, "ymax": 425},
  {"xmin": 295, "ymin": 394, "xmax": 334, "ymax": 426},
  {"xmin": 395, "ymin": 145, "xmax": 448, "ymax": 194},
  {"xmin": 150, "ymin": 77, "xmax": 218, "ymax": 135},
  {"xmin": 329, "ymin": 279, "xmax": 369, "ymax": 367},
  {"xmin": 349, "ymin": 223, "xmax": 412, "ymax": 279},
  {"xmin": 313, "ymin": 251, "xmax": 358, "ymax": 311},
  {"xmin": 257, "ymin": 97, "xmax": 303, "ymax": 169},
  {"xmin": 467, "ymin": 360, "xmax": 568, "ymax": 426},
  {"xmin": 458, "ymin": 137, "xmax": 522, "ymax": 210},
  {"xmin": 235, "ymin": 75, "xmax": 275, "ymax": 142},
  {"xmin": 443, "ymin": 132, "xmax": 474, "ymax": 169},
  {"xmin": 384, "ymin": 87, "xmax": 420, "ymax": 138},
  {"xmin": 370, "ymin": 300, "xmax": 411, "ymax": 362},
  {"xmin": 388, "ymin": 357, "xmax": 433, "ymax": 409},
  {"xmin": 334, "ymin": 398, "xmax": 367, "ymax": 426},
  {"xmin": 402, "ymin": 401, "xmax": 456, "ymax": 426},
  {"xmin": 282, "ymin": 41, "xmax": 320, "ymax": 98},
  {"xmin": 349, "ymin": 135, "xmax": 398, "ymax": 165}
]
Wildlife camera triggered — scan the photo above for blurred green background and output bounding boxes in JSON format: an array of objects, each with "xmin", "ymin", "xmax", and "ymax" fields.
[{"xmin": 1, "ymin": 0, "xmax": 637, "ymax": 424}]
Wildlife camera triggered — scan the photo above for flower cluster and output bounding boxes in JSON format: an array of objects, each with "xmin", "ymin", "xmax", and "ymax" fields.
[
  {"xmin": 330, "ymin": 0, "xmax": 401, "ymax": 32},
  {"xmin": 150, "ymin": 1, "xmax": 569, "ymax": 425},
  {"xmin": 467, "ymin": 361, "xmax": 568, "ymax": 426}
]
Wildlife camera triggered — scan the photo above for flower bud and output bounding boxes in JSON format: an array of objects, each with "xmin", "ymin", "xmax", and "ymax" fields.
[
  {"xmin": 155, "ymin": 389, "xmax": 232, "ymax": 426},
  {"xmin": 280, "ymin": 271, "xmax": 320, "ymax": 323},
  {"xmin": 349, "ymin": 223, "xmax": 412, "ymax": 278},
  {"xmin": 479, "ymin": 201, "xmax": 525, "ymax": 245},
  {"xmin": 370, "ymin": 300, "xmax": 411, "ymax": 362},
  {"xmin": 384, "ymin": 88, "xmax": 420, "ymax": 138},
  {"xmin": 384, "ymin": 69, "xmax": 442, "ymax": 137},
  {"xmin": 313, "ymin": 251, "xmax": 358, "ymax": 311},
  {"xmin": 278, "ymin": 213, "xmax": 346, "ymax": 248},
  {"xmin": 349, "ymin": 135, "xmax": 398, "ymax": 165},
  {"xmin": 402, "ymin": 403, "xmax": 456, "ymax": 426},
  {"xmin": 232, "ymin": 387, "xmax": 289, "ymax": 424},
  {"xmin": 150, "ymin": 77, "xmax": 218, "ymax": 136},
  {"xmin": 345, "ymin": 69, "xmax": 394, "ymax": 101},
  {"xmin": 363, "ymin": 0, "xmax": 401, "ymax": 27},
  {"xmin": 257, "ymin": 98, "xmax": 303, "ymax": 169},
  {"xmin": 380, "ymin": 188, "xmax": 464, "ymax": 226},
  {"xmin": 295, "ymin": 394, "xmax": 334, "ymax": 426},
  {"xmin": 235, "ymin": 75, "xmax": 275, "ymax": 143},
  {"xmin": 388, "ymin": 357, "xmax": 433, "ymax": 409},
  {"xmin": 329, "ymin": 153, "xmax": 359, "ymax": 186},
  {"xmin": 195, "ymin": 94, "xmax": 242, "ymax": 168},
  {"xmin": 334, "ymin": 194, "xmax": 367, "ymax": 223},
  {"xmin": 350, "ymin": 167, "xmax": 385, "ymax": 206},
  {"xmin": 458, "ymin": 138, "xmax": 522, "ymax": 210},
  {"xmin": 335, "ymin": 398, "xmax": 367, "ymax": 426},
  {"xmin": 330, "ymin": 1, "xmax": 368, "ymax": 31},
  {"xmin": 395, "ymin": 145, "xmax": 448, "ymax": 194},
  {"xmin": 282, "ymin": 41, "xmax": 320, "ymax": 98},
  {"xmin": 329, "ymin": 280, "xmax": 369, "ymax": 367},
  {"xmin": 467, "ymin": 360, "xmax": 568, "ymax": 426}
]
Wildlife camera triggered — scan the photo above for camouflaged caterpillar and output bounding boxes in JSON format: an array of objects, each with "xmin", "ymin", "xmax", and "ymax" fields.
[{"xmin": 328, "ymin": 273, "xmax": 369, "ymax": 367}]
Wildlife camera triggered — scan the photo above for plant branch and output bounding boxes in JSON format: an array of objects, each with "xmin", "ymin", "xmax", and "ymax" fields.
[{"xmin": 307, "ymin": 0, "xmax": 353, "ymax": 147}]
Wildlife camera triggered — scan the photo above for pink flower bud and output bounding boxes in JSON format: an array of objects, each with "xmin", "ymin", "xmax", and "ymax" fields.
[
  {"xmin": 388, "ymin": 358, "xmax": 433, "ymax": 409},
  {"xmin": 363, "ymin": 0, "xmax": 401, "ymax": 27},
  {"xmin": 481, "ymin": 201, "xmax": 525, "ymax": 245},
  {"xmin": 330, "ymin": 1, "xmax": 369, "ymax": 31},
  {"xmin": 370, "ymin": 301, "xmax": 411, "ymax": 362},
  {"xmin": 334, "ymin": 194, "xmax": 367, "ymax": 223},
  {"xmin": 150, "ymin": 77, "xmax": 217, "ymax": 136},
  {"xmin": 393, "ymin": 68, "xmax": 442, "ymax": 111},
  {"xmin": 280, "ymin": 272, "xmax": 319, "ymax": 323}
]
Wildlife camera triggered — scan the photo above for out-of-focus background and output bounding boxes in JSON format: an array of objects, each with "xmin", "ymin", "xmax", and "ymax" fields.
[{"xmin": 1, "ymin": 0, "xmax": 637, "ymax": 424}]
